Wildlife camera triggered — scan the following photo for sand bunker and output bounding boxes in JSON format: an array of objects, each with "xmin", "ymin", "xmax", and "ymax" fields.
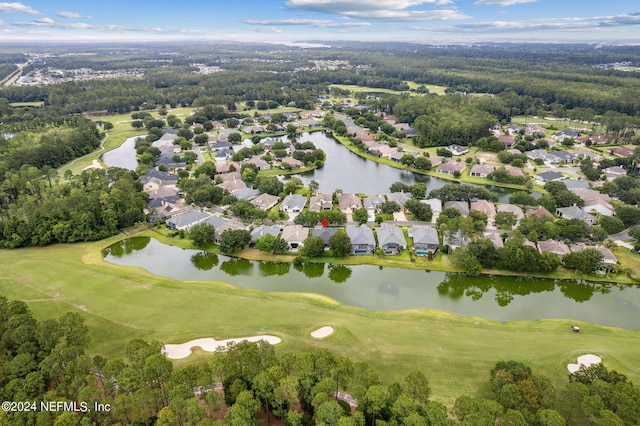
[
  {"xmin": 311, "ymin": 326, "xmax": 334, "ymax": 339},
  {"xmin": 162, "ymin": 335, "xmax": 281, "ymax": 360},
  {"xmin": 567, "ymin": 354, "xmax": 602, "ymax": 373},
  {"xmin": 82, "ymin": 160, "xmax": 103, "ymax": 171}
]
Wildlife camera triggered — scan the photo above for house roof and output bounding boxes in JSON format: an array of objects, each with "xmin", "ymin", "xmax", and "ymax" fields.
[
  {"xmin": 535, "ymin": 171, "xmax": 564, "ymax": 181},
  {"xmin": 281, "ymin": 157, "xmax": 303, "ymax": 167},
  {"xmin": 217, "ymin": 179, "xmax": 247, "ymax": 192},
  {"xmin": 166, "ymin": 209, "xmax": 210, "ymax": 229},
  {"xmin": 470, "ymin": 164, "xmax": 495, "ymax": 175},
  {"xmin": 363, "ymin": 195, "xmax": 385, "ymax": 210},
  {"xmin": 496, "ymin": 204, "xmax": 524, "ymax": 220},
  {"xmin": 231, "ymin": 187, "xmax": 261, "ymax": 201},
  {"xmin": 562, "ymin": 179, "xmax": 590, "ymax": 191},
  {"xmin": 436, "ymin": 161, "xmax": 466, "ymax": 173},
  {"xmin": 250, "ymin": 224, "xmax": 281, "ymax": 241},
  {"xmin": 281, "ymin": 194, "xmax": 307, "ymax": 211},
  {"xmin": 281, "ymin": 225, "xmax": 309, "ymax": 243},
  {"xmin": 470, "ymin": 199, "xmax": 496, "ymax": 216},
  {"xmin": 376, "ymin": 224, "xmax": 406, "ymax": 247},
  {"xmin": 140, "ymin": 168, "xmax": 180, "ymax": 184},
  {"xmin": 421, "ymin": 198, "xmax": 442, "ymax": 212},
  {"xmin": 538, "ymin": 239, "xmax": 571, "ymax": 256},
  {"xmin": 408, "ymin": 226, "xmax": 439, "ymax": 246},
  {"xmin": 386, "ymin": 192, "xmax": 412, "ymax": 207},
  {"xmin": 444, "ymin": 201, "xmax": 469, "ymax": 216},
  {"xmin": 525, "ymin": 206, "xmax": 553, "ymax": 217},
  {"xmin": 484, "ymin": 232, "xmax": 504, "ymax": 249},
  {"xmin": 346, "ymin": 224, "xmax": 375, "ymax": 246},
  {"xmin": 339, "ymin": 194, "xmax": 362, "ymax": 210},
  {"xmin": 218, "ymin": 172, "xmax": 243, "ymax": 182},
  {"xmin": 309, "ymin": 194, "xmax": 333, "ymax": 211},
  {"xmin": 250, "ymin": 193, "xmax": 279, "ymax": 210},
  {"xmin": 311, "ymin": 227, "xmax": 339, "ymax": 243},
  {"xmin": 446, "ymin": 144, "xmax": 469, "ymax": 155}
]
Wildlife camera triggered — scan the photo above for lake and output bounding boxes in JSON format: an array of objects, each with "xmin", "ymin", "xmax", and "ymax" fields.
[{"xmin": 104, "ymin": 237, "xmax": 640, "ymax": 330}]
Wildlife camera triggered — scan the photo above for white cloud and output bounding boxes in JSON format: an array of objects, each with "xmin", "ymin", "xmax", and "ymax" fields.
[
  {"xmin": 245, "ymin": 18, "xmax": 370, "ymax": 28},
  {"xmin": 57, "ymin": 11, "xmax": 81, "ymax": 19},
  {"xmin": 285, "ymin": 0, "xmax": 465, "ymax": 21},
  {"xmin": 34, "ymin": 17, "xmax": 53, "ymax": 25},
  {"xmin": 0, "ymin": 2, "xmax": 38, "ymax": 14},
  {"xmin": 253, "ymin": 27, "xmax": 283, "ymax": 33},
  {"xmin": 474, "ymin": 0, "xmax": 537, "ymax": 5}
]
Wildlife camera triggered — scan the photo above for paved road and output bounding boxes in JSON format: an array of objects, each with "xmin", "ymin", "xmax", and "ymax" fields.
[{"xmin": 192, "ymin": 143, "xmax": 205, "ymax": 166}]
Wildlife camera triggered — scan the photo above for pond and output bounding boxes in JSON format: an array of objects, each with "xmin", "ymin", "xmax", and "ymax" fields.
[
  {"xmin": 104, "ymin": 237, "xmax": 640, "ymax": 330},
  {"xmin": 101, "ymin": 135, "xmax": 142, "ymax": 171},
  {"xmin": 286, "ymin": 132, "xmax": 536, "ymax": 203}
]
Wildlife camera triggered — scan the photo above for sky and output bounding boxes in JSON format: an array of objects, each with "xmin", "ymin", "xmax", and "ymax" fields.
[{"xmin": 1, "ymin": 0, "xmax": 639, "ymax": 44}]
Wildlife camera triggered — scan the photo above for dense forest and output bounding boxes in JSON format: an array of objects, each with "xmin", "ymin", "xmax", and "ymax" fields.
[{"xmin": 1, "ymin": 296, "xmax": 638, "ymax": 425}]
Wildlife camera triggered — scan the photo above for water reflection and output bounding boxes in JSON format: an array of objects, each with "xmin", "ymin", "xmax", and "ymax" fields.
[
  {"xmin": 103, "ymin": 237, "xmax": 640, "ymax": 328},
  {"xmin": 191, "ymin": 252, "xmax": 219, "ymax": 271}
]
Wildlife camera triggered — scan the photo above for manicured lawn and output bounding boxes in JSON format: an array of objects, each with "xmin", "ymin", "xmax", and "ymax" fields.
[
  {"xmin": 1, "ymin": 240, "xmax": 639, "ymax": 405},
  {"xmin": 9, "ymin": 101, "xmax": 44, "ymax": 107}
]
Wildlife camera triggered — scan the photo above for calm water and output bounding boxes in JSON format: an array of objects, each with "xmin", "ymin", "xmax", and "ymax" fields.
[
  {"xmin": 101, "ymin": 135, "xmax": 141, "ymax": 171},
  {"xmin": 288, "ymin": 132, "xmax": 534, "ymax": 202},
  {"xmin": 104, "ymin": 237, "xmax": 640, "ymax": 329}
]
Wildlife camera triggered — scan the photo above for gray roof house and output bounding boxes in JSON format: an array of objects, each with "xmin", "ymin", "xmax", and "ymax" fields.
[
  {"xmin": 436, "ymin": 161, "xmax": 466, "ymax": 175},
  {"xmin": 556, "ymin": 206, "xmax": 596, "ymax": 225},
  {"xmin": 496, "ymin": 204, "xmax": 524, "ymax": 222},
  {"xmin": 538, "ymin": 239, "xmax": 571, "ymax": 257},
  {"xmin": 408, "ymin": 226, "xmax": 439, "ymax": 256},
  {"xmin": 166, "ymin": 209, "xmax": 210, "ymax": 230},
  {"xmin": 311, "ymin": 227, "xmax": 339, "ymax": 248},
  {"xmin": 280, "ymin": 194, "xmax": 307, "ymax": 213},
  {"xmin": 443, "ymin": 231, "xmax": 470, "ymax": 252},
  {"xmin": 421, "ymin": 198, "xmax": 442, "ymax": 213},
  {"xmin": 470, "ymin": 199, "xmax": 496, "ymax": 217},
  {"xmin": 386, "ymin": 192, "xmax": 412, "ymax": 208},
  {"xmin": 469, "ymin": 164, "xmax": 495, "ymax": 178},
  {"xmin": 534, "ymin": 171, "xmax": 564, "ymax": 183},
  {"xmin": 376, "ymin": 224, "xmax": 406, "ymax": 255},
  {"xmin": 364, "ymin": 195, "xmax": 385, "ymax": 212},
  {"xmin": 444, "ymin": 201, "xmax": 469, "ymax": 217},
  {"xmin": 281, "ymin": 225, "xmax": 309, "ymax": 250},
  {"xmin": 562, "ymin": 179, "xmax": 590, "ymax": 191},
  {"xmin": 446, "ymin": 144, "xmax": 469, "ymax": 156},
  {"xmin": 231, "ymin": 187, "xmax": 261, "ymax": 201},
  {"xmin": 250, "ymin": 225, "xmax": 281, "ymax": 247},
  {"xmin": 553, "ymin": 151, "xmax": 577, "ymax": 163},
  {"xmin": 346, "ymin": 225, "xmax": 376, "ymax": 255},
  {"xmin": 250, "ymin": 193, "xmax": 280, "ymax": 210}
]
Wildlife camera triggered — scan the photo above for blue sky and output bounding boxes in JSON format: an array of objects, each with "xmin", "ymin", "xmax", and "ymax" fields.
[{"xmin": 1, "ymin": 1, "xmax": 639, "ymax": 44}]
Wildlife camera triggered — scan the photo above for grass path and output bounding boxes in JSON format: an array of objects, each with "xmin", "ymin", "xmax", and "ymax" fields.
[{"xmin": 1, "ymin": 240, "xmax": 639, "ymax": 404}]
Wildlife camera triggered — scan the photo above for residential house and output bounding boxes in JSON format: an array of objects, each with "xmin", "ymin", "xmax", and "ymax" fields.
[
  {"xmin": 311, "ymin": 227, "xmax": 339, "ymax": 249},
  {"xmin": 156, "ymin": 152, "xmax": 186, "ymax": 170},
  {"xmin": 250, "ymin": 193, "xmax": 280, "ymax": 211},
  {"xmin": 214, "ymin": 148, "xmax": 234, "ymax": 163},
  {"xmin": 556, "ymin": 206, "xmax": 597, "ymax": 225},
  {"xmin": 470, "ymin": 199, "xmax": 496, "ymax": 218},
  {"xmin": 484, "ymin": 232, "xmax": 504, "ymax": 249},
  {"xmin": 446, "ymin": 144, "xmax": 469, "ymax": 156},
  {"xmin": 552, "ymin": 129, "xmax": 579, "ymax": 141},
  {"xmin": 505, "ymin": 124, "xmax": 521, "ymax": 135},
  {"xmin": 584, "ymin": 135, "xmax": 608, "ymax": 145},
  {"xmin": 210, "ymin": 141, "xmax": 233, "ymax": 151},
  {"xmin": 218, "ymin": 172, "xmax": 243, "ymax": 182},
  {"xmin": 498, "ymin": 135, "xmax": 516, "ymax": 148},
  {"xmin": 363, "ymin": 195, "xmax": 385, "ymax": 213},
  {"xmin": 443, "ymin": 231, "xmax": 470, "ymax": 252},
  {"xmin": 245, "ymin": 157, "xmax": 271, "ymax": 171},
  {"xmin": 507, "ymin": 148, "xmax": 522, "ymax": 155},
  {"xmin": 386, "ymin": 192, "xmax": 412, "ymax": 208},
  {"xmin": 281, "ymin": 157, "xmax": 303, "ymax": 169},
  {"xmin": 470, "ymin": 164, "xmax": 495, "ymax": 178},
  {"xmin": 217, "ymin": 179, "xmax": 247, "ymax": 192},
  {"xmin": 553, "ymin": 151, "xmax": 577, "ymax": 163},
  {"xmin": 231, "ymin": 187, "xmax": 261, "ymax": 201},
  {"xmin": 250, "ymin": 225, "xmax": 281, "ymax": 247},
  {"xmin": 166, "ymin": 209, "xmax": 210, "ymax": 230},
  {"xmin": 244, "ymin": 125, "xmax": 264, "ymax": 134},
  {"xmin": 603, "ymin": 166, "xmax": 627, "ymax": 181},
  {"xmin": 309, "ymin": 194, "xmax": 333, "ymax": 212},
  {"xmin": 421, "ymin": 199, "xmax": 442, "ymax": 214},
  {"xmin": 525, "ymin": 206, "xmax": 553, "ymax": 218},
  {"xmin": 141, "ymin": 177, "xmax": 172, "ymax": 194},
  {"xmin": 346, "ymin": 225, "xmax": 376, "ymax": 255},
  {"xmin": 592, "ymin": 246, "xmax": 618, "ymax": 270},
  {"xmin": 525, "ymin": 124, "xmax": 546, "ymax": 135},
  {"xmin": 526, "ymin": 149, "xmax": 549, "ymax": 162},
  {"xmin": 140, "ymin": 169, "xmax": 179, "ymax": 189},
  {"xmin": 369, "ymin": 144, "xmax": 397, "ymax": 157},
  {"xmin": 339, "ymin": 194, "xmax": 362, "ymax": 212},
  {"xmin": 429, "ymin": 155, "xmax": 444, "ymax": 167},
  {"xmin": 376, "ymin": 224, "xmax": 406, "ymax": 255},
  {"xmin": 534, "ymin": 171, "xmax": 564, "ymax": 184},
  {"xmin": 281, "ymin": 225, "xmax": 309, "ymax": 250},
  {"xmin": 610, "ymin": 147, "xmax": 634, "ymax": 158},
  {"xmin": 408, "ymin": 226, "xmax": 439, "ymax": 256},
  {"xmin": 504, "ymin": 165, "xmax": 527, "ymax": 177},
  {"xmin": 496, "ymin": 204, "xmax": 524, "ymax": 222},
  {"xmin": 215, "ymin": 162, "xmax": 240, "ymax": 174},
  {"xmin": 538, "ymin": 239, "xmax": 571, "ymax": 257},
  {"xmin": 213, "ymin": 220, "xmax": 247, "ymax": 243},
  {"xmin": 436, "ymin": 161, "xmax": 466, "ymax": 175},
  {"xmin": 280, "ymin": 194, "xmax": 307, "ymax": 213},
  {"xmin": 388, "ymin": 151, "xmax": 407, "ymax": 163},
  {"xmin": 298, "ymin": 118, "xmax": 321, "ymax": 128},
  {"xmin": 444, "ymin": 201, "xmax": 469, "ymax": 216},
  {"xmin": 562, "ymin": 179, "xmax": 590, "ymax": 191},
  {"xmin": 575, "ymin": 147, "xmax": 602, "ymax": 162}
]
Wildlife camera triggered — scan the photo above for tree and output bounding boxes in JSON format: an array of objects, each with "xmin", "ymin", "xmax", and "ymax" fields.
[
  {"xmin": 562, "ymin": 249, "xmax": 604, "ymax": 274},
  {"xmin": 598, "ymin": 216, "xmax": 625, "ymax": 235},
  {"xmin": 219, "ymin": 229, "xmax": 251, "ymax": 254},
  {"xmin": 380, "ymin": 201, "xmax": 401, "ymax": 214},
  {"xmin": 301, "ymin": 236, "xmax": 326, "ymax": 258},
  {"xmin": 495, "ymin": 211, "xmax": 517, "ymax": 229},
  {"xmin": 329, "ymin": 230, "xmax": 352, "ymax": 257},
  {"xmin": 309, "ymin": 180, "xmax": 320, "ymax": 194},
  {"xmin": 188, "ymin": 223, "xmax": 215, "ymax": 247},
  {"xmin": 404, "ymin": 371, "xmax": 431, "ymax": 402},
  {"xmin": 353, "ymin": 208, "xmax": 369, "ymax": 224},
  {"xmin": 614, "ymin": 204, "xmax": 640, "ymax": 227},
  {"xmin": 405, "ymin": 200, "xmax": 433, "ymax": 222},
  {"xmin": 228, "ymin": 132, "xmax": 241, "ymax": 144}
]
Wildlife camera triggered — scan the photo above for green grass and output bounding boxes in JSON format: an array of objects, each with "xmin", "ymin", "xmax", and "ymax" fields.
[
  {"xmin": 1, "ymin": 240, "xmax": 639, "ymax": 405},
  {"xmin": 9, "ymin": 101, "xmax": 44, "ymax": 107},
  {"xmin": 510, "ymin": 115, "xmax": 607, "ymax": 135}
]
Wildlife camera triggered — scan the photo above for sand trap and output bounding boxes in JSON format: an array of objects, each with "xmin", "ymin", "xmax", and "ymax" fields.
[
  {"xmin": 162, "ymin": 335, "xmax": 281, "ymax": 360},
  {"xmin": 311, "ymin": 326, "xmax": 334, "ymax": 339},
  {"xmin": 567, "ymin": 354, "xmax": 602, "ymax": 373},
  {"xmin": 82, "ymin": 160, "xmax": 103, "ymax": 171}
]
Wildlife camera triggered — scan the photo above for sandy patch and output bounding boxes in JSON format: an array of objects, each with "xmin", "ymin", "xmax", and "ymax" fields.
[
  {"xmin": 311, "ymin": 326, "xmax": 334, "ymax": 339},
  {"xmin": 567, "ymin": 354, "xmax": 602, "ymax": 373},
  {"xmin": 82, "ymin": 160, "xmax": 103, "ymax": 171},
  {"xmin": 162, "ymin": 335, "xmax": 281, "ymax": 360}
]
